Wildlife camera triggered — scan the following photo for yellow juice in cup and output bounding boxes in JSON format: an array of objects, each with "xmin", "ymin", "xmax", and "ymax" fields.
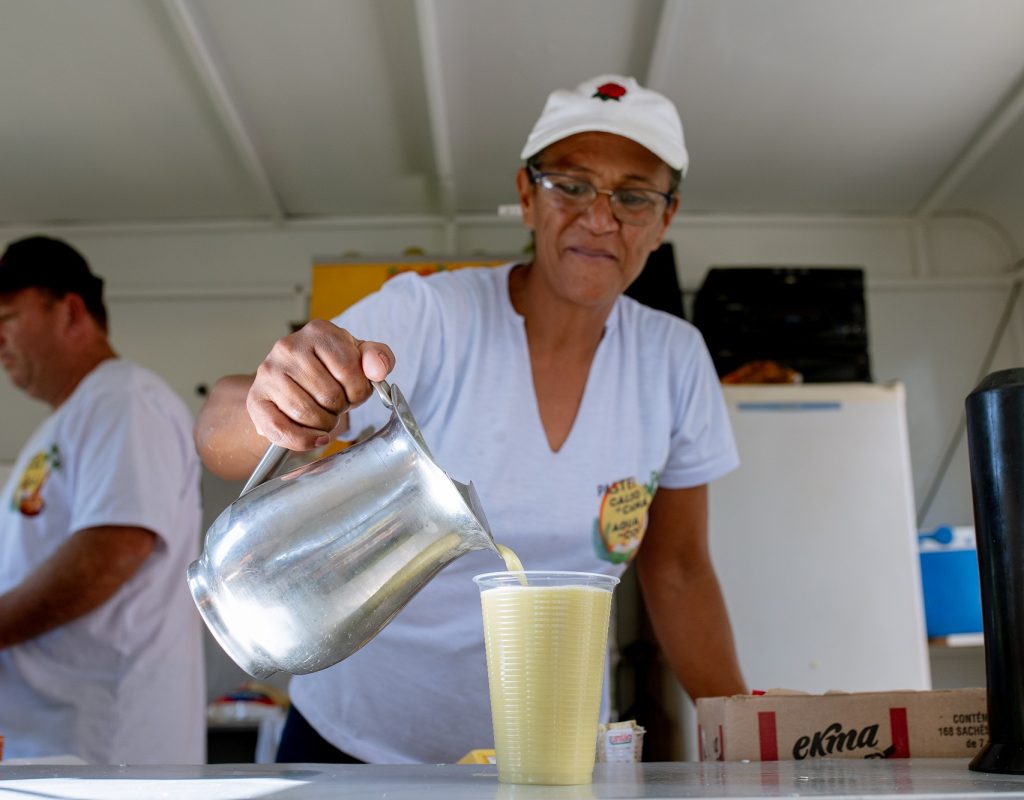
[{"xmin": 475, "ymin": 571, "xmax": 618, "ymax": 785}]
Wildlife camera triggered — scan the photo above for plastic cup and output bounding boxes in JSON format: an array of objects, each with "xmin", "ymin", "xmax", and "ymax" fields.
[{"xmin": 474, "ymin": 571, "xmax": 620, "ymax": 785}]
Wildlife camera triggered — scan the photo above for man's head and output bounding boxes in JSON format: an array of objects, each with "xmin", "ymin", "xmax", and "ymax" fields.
[
  {"xmin": 0, "ymin": 236, "xmax": 108, "ymax": 330},
  {"xmin": 0, "ymin": 236, "xmax": 112, "ymax": 406},
  {"xmin": 516, "ymin": 76, "xmax": 685, "ymax": 310}
]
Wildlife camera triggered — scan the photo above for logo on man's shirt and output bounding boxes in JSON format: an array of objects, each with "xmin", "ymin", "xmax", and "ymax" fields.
[
  {"xmin": 593, "ymin": 472, "xmax": 658, "ymax": 563},
  {"xmin": 11, "ymin": 444, "xmax": 62, "ymax": 517}
]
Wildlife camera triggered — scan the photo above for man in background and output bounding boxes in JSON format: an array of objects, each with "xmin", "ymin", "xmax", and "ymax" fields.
[{"xmin": 0, "ymin": 236, "xmax": 205, "ymax": 764}]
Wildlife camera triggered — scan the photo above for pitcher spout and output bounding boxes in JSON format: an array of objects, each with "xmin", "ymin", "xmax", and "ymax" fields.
[{"xmin": 454, "ymin": 478, "xmax": 499, "ymax": 555}]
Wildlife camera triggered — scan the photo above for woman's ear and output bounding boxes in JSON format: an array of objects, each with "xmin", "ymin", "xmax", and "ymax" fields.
[
  {"xmin": 650, "ymin": 193, "xmax": 681, "ymax": 250},
  {"xmin": 516, "ymin": 167, "xmax": 535, "ymax": 231}
]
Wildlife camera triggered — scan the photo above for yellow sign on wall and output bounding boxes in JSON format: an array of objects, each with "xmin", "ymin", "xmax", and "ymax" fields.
[{"xmin": 310, "ymin": 259, "xmax": 507, "ymax": 321}]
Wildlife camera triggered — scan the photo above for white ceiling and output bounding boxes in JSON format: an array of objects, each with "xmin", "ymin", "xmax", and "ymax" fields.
[{"xmin": 1, "ymin": 0, "xmax": 1023, "ymax": 250}]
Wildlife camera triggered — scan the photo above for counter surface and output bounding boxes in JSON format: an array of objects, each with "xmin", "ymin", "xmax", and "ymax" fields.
[{"xmin": 2, "ymin": 758, "xmax": 1024, "ymax": 800}]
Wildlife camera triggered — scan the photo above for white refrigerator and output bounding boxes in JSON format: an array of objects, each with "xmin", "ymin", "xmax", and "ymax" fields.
[{"xmin": 667, "ymin": 382, "xmax": 931, "ymax": 759}]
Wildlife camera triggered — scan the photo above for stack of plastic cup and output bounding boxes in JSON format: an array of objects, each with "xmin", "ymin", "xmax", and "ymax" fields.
[{"xmin": 474, "ymin": 571, "xmax": 619, "ymax": 785}]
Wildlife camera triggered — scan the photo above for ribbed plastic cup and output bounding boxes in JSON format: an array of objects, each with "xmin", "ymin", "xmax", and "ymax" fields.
[{"xmin": 474, "ymin": 571, "xmax": 620, "ymax": 785}]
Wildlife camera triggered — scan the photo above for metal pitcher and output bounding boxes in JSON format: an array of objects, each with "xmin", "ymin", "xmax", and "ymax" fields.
[{"xmin": 187, "ymin": 380, "xmax": 498, "ymax": 679}]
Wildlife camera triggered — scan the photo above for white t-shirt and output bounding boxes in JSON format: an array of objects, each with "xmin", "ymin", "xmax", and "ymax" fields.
[
  {"xmin": 0, "ymin": 359, "xmax": 205, "ymax": 764},
  {"xmin": 289, "ymin": 264, "xmax": 738, "ymax": 764}
]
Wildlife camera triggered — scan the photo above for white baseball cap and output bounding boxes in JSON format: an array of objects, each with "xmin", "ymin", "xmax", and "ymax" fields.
[{"xmin": 520, "ymin": 74, "xmax": 689, "ymax": 175}]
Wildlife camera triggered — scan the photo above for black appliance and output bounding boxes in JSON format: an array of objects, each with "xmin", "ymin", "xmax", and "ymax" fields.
[
  {"xmin": 626, "ymin": 243, "xmax": 685, "ymax": 320},
  {"xmin": 692, "ymin": 266, "xmax": 870, "ymax": 382}
]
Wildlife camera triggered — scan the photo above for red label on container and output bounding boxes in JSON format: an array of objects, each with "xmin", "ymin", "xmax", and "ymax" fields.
[{"xmin": 759, "ymin": 711, "xmax": 779, "ymax": 760}]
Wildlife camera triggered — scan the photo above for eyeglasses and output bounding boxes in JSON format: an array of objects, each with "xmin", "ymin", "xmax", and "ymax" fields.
[{"xmin": 527, "ymin": 165, "xmax": 674, "ymax": 226}]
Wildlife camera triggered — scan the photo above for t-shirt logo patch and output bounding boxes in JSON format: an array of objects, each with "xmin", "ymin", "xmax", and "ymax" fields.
[
  {"xmin": 593, "ymin": 473, "xmax": 658, "ymax": 564},
  {"xmin": 11, "ymin": 444, "xmax": 62, "ymax": 517}
]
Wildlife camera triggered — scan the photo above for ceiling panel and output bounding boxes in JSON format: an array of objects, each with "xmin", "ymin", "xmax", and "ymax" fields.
[
  {"xmin": 195, "ymin": 0, "xmax": 435, "ymax": 216},
  {"xmin": 0, "ymin": 0, "xmax": 266, "ymax": 223},
  {"xmin": 0, "ymin": 0, "xmax": 1022, "ymax": 242},
  {"xmin": 661, "ymin": 0, "xmax": 1024, "ymax": 214}
]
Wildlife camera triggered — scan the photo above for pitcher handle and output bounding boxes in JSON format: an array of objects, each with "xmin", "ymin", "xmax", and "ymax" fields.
[
  {"xmin": 239, "ymin": 379, "xmax": 394, "ymax": 497},
  {"xmin": 373, "ymin": 379, "xmax": 394, "ymax": 409}
]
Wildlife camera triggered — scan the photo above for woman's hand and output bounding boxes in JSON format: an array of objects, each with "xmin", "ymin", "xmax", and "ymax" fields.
[{"xmin": 246, "ymin": 319, "xmax": 394, "ymax": 451}]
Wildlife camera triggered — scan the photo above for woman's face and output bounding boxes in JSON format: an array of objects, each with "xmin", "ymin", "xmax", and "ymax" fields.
[{"xmin": 517, "ymin": 131, "xmax": 679, "ymax": 313}]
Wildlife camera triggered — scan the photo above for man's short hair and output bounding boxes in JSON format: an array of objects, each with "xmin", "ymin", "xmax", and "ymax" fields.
[{"xmin": 0, "ymin": 236, "xmax": 108, "ymax": 329}]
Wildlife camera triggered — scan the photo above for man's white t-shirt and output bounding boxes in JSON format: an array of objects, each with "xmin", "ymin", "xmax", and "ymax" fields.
[
  {"xmin": 0, "ymin": 359, "xmax": 205, "ymax": 764},
  {"xmin": 289, "ymin": 264, "xmax": 738, "ymax": 764}
]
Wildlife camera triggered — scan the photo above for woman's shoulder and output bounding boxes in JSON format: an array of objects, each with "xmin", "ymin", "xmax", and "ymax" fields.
[
  {"xmin": 615, "ymin": 293, "xmax": 702, "ymax": 344},
  {"xmin": 422, "ymin": 262, "xmax": 512, "ymax": 293},
  {"xmin": 381, "ymin": 263, "xmax": 513, "ymax": 312}
]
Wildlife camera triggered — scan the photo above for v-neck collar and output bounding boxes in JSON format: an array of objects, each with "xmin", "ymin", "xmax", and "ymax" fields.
[{"xmin": 498, "ymin": 264, "xmax": 622, "ymax": 455}]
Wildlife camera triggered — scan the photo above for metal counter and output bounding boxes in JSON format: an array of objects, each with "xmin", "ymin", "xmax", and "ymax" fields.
[{"xmin": 2, "ymin": 758, "xmax": 1024, "ymax": 800}]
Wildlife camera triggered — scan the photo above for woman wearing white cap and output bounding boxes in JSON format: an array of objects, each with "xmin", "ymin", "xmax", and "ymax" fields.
[{"xmin": 196, "ymin": 74, "xmax": 747, "ymax": 764}]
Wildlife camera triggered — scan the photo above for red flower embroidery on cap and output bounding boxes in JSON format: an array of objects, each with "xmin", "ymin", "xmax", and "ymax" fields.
[{"xmin": 593, "ymin": 82, "xmax": 626, "ymax": 101}]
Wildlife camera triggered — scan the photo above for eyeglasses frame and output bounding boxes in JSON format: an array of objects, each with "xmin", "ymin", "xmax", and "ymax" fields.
[{"xmin": 525, "ymin": 164, "xmax": 675, "ymax": 226}]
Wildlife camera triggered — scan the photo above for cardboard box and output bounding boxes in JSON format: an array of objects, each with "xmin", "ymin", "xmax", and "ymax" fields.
[{"xmin": 697, "ymin": 688, "xmax": 987, "ymax": 762}]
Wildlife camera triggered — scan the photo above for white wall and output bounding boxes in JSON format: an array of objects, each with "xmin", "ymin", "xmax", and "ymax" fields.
[{"xmin": 0, "ymin": 212, "xmax": 1020, "ymax": 700}]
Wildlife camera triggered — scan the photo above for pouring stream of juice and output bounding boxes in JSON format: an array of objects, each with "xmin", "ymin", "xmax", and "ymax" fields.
[{"xmin": 496, "ymin": 543, "xmax": 527, "ymax": 584}]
